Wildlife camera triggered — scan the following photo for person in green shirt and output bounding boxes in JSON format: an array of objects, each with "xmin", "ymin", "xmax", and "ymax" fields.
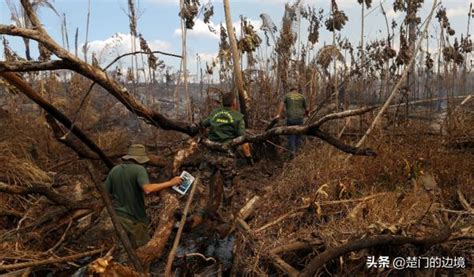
[
  {"xmin": 276, "ymin": 82, "xmax": 309, "ymax": 155},
  {"xmin": 201, "ymin": 93, "xmax": 245, "ymax": 143},
  {"xmin": 198, "ymin": 92, "xmax": 252, "ymax": 213},
  {"xmin": 104, "ymin": 144, "xmax": 182, "ymax": 248}
]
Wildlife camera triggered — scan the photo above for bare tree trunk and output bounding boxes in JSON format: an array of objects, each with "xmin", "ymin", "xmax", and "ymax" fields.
[
  {"xmin": 83, "ymin": 0, "xmax": 91, "ymax": 63},
  {"xmin": 332, "ymin": 0, "xmax": 338, "ymax": 111},
  {"xmin": 360, "ymin": 2, "xmax": 365, "ymax": 77},
  {"xmin": 223, "ymin": 0, "xmax": 250, "ymax": 122},
  {"xmin": 406, "ymin": 0, "xmax": 418, "ymax": 119},
  {"xmin": 179, "ymin": 0, "xmax": 192, "ymax": 122}
]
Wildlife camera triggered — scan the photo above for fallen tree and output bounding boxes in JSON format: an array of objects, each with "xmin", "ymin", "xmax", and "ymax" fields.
[{"xmin": 300, "ymin": 228, "xmax": 452, "ymax": 277}]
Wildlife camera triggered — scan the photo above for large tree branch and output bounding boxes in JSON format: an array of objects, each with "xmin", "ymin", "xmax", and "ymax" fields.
[
  {"xmin": 46, "ymin": 114, "xmax": 167, "ymax": 168},
  {"xmin": 0, "ymin": 22, "xmax": 196, "ymax": 136},
  {"xmin": 0, "ymin": 181, "xmax": 95, "ymax": 210},
  {"xmin": 299, "ymin": 229, "xmax": 452, "ymax": 277},
  {"xmin": 0, "ymin": 60, "xmax": 69, "ymax": 72},
  {"xmin": 0, "ymin": 72, "xmax": 115, "ymax": 169},
  {"xmin": 312, "ymin": 106, "xmax": 377, "ymax": 127},
  {"xmin": 202, "ymin": 107, "xmax": 377, "ymax": 156}
]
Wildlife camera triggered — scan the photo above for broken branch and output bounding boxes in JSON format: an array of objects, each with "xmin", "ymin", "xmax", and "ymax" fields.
[
  {"xmin": 0, "ymin": 60, "xmax": 69, "ymax": 72},
  {"xmin": 299, "ymin": 228, "xmax": 451, "ymax": 277},
  {"xmin": 0, "ymin": 248, "xmax": 105, "ymax": 271},
  {"xmin": 164, "ymin": 177, "xmax": 200, "ymax": 276},
  {"xmin": 0, "ymin": 181, "xmax": 94, "ymax": 210},
  {"xmin": 0, "ymin": 72, "xmax": 114, "ymax": 169}
]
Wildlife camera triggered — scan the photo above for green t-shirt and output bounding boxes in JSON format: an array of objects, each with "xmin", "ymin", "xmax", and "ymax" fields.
[
  {"xmin": 103, "ymin": 162, "xmax": 150, "ymax": 223},
  {"xmin": 201, "ymin": 106, "xmax": 245, "ymax": 143},
  {"xmin": 284, "ymin": 91, "xmax": 307, "ymax": 120}
]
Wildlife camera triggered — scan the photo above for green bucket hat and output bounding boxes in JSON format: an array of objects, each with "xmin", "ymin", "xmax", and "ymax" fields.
[{"xmin": 122, "ymin": 144, "xmax": 150, "ymax": 164}]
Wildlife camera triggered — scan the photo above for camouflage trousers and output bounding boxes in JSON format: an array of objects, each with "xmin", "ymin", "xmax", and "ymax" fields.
[
  {"xmin": 200, "ymin": 151, "xmax": 238, "ymax": 187},
  {"xmin": 198, "ymin": 151, "xmax": 239, "ymax": 213}
]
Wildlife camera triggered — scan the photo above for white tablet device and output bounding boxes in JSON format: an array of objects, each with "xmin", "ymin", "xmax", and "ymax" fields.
[{"xmin": 172, "ymin": 171, "xmax": 195, "ymax": 195}]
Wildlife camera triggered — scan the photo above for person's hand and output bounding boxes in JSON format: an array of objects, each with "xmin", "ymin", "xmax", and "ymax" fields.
[{"xmin": 172, "ymin": 176, "xmax": 183, "ymax": 186}]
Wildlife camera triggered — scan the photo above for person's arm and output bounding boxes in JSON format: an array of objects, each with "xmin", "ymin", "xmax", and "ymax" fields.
[
  {"xmin": 236, "ymin": 118, "xmax": 253, "ymax": 163},
  {"xmin": 303, "ymin": 97, "xmax": 309, "ymax": 117},
  {"xmin": 142, "ymin": 177, "xmax": 183, "ymax": 194},
  {"xmin": 236, "ymin": 117, "xmax": 245, "ymax": 137},
  {"xmin": 136, "ymin": 166, "xmax": 183, "ymax": 194},
  {"xmin": 275, "ymin": 101, "xmax": 284, "ymax": 119}
]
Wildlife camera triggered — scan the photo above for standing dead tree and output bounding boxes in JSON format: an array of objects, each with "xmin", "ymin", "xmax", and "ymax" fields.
[
  {"xmin": 352, "ymin": 0, "xmax": 438, "ymax": 150},
  {"xmin": 223, "ymin": 0, "xmax": 251, "ymax": 122}
]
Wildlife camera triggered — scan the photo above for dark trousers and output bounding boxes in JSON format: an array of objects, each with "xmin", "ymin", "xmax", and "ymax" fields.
[{"xmin": 287, "ymin": 118, "xmax": 304, "ymax": 154}]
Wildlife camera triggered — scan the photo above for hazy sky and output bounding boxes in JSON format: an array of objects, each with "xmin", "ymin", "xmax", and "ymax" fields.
[{"xmin": 0, "ymin": 0, "xmax": 472, "ymax": 79}]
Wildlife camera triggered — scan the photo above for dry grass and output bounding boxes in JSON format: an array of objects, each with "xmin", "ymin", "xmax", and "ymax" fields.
[
  {"xmin": 0, "ymin": 146, "xmax": 51, "ymax": 185},
  {"xmin": 237, "ymin": 121, "xmax": 474, "ymax": 274},
  {"xmin": 0, "ymin": 117, "xmax": 51, "ymax": 185}
]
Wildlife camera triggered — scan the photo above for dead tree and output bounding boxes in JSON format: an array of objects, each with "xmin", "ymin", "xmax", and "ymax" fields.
[{"xmin": 223, "ymin": 0, "xmax": 251, "ymax": 122}]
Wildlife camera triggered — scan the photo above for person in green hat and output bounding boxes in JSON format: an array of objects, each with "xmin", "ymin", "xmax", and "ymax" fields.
[
  {"xmin": 275, "ymin": 81, "xmax": 309, "ymax": 155},
  {"xmin": 103, "ymin": 144, "xmax": 182, "ymax": 249}
]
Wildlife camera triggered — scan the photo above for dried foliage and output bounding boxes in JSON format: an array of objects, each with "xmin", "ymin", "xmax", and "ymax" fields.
[
  {"xmin": 425, "ymin": 51, "xmax": 434, "ymax": 71},
  {"xmin": 443, "ymin": 39, "xmax": 464, "ymax": 65},
  {"xmin": 316, "ymin": 45, "xmax": 343, "ymax": 70},
  {"xmin": 203, "ymin": 3, "xmax": 214, "ymax": 24},
  {"xmin": 436, "ymin": 6, "xmax": 456, "ymax": 36},
  {"xmin": 0, "ymin": 141, "xmax": 51, "ymax": 186},
  {"xmin": 138, "ymin": 33, "xmax": 164, "ymax": 70},
  {"xmin": 238, "ymin": 18, "xmax": 262, "ymax": 54},
  {"xmin": 127, "ymin": 0, "xmax": 138, "ymax": 37},
  {"xmin": 275, "ymin": 3, "xmax": 298, "ymax": 88},
  {"xmin": 394, "ymin": 0, "xmax": 424, "ymax": 24},
  {"xmin": 325, "ymin": 0, "xmax": 348, "ymax": 32},
  {"xmin": 237, "ymin": 125, "xmax": 473, "ymax": 275},
  {"xmin": 217, "ymin": 24, "xmax": 231, "ymax": 80},
  {"xmin": 460, "ymin": 35, "xmax": 472, "ymax": 53},
  {"xmin": 357, "ymin": 0, "xmax": 372, "ymax": 8},
  {"xmin": 301, "ymin": 7, "xmax": 323, "ymax": 45},
  {"xmin": 396, "ymin": 27, "xmax": 411, "ymax": 66},
  {"xmin": 180, "ymin": 0, "xmax": 200, "ymax": 29}
]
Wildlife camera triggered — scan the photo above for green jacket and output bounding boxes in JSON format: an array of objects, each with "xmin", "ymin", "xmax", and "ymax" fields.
[
  {"xmin": 103, "ymin": 162, "xmax": 150, "ymax": 223},
  {"xmin": 201, "ymin": 106, "xmax": 245, "ymax": 143},
  {"xmin": 284, "ymin": 91, "xmax": 307, "ymax": 120}
]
